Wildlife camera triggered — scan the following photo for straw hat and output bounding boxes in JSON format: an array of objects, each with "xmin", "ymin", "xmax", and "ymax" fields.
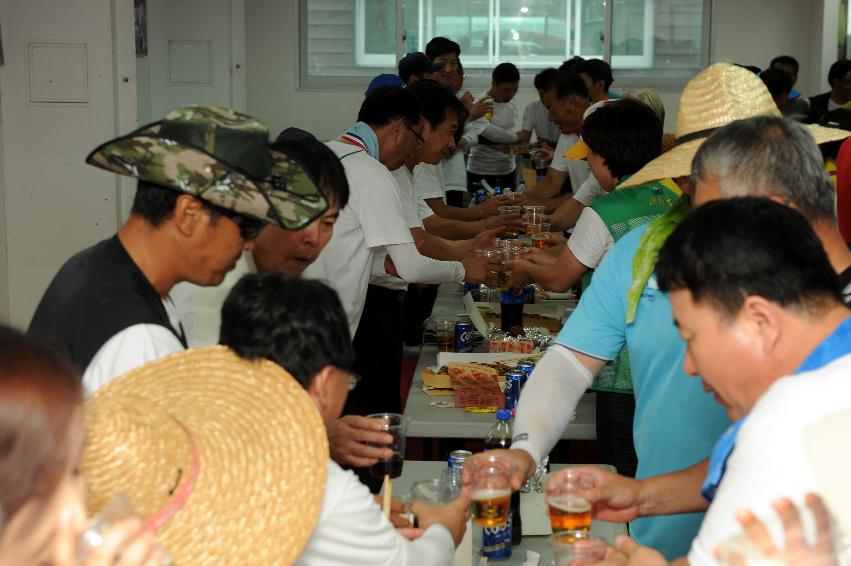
[
  {"xmin": 620, "ymin": 63, "xmax": 851, "ymax": 188},
  {"xmin": 81, "ymin": 345, "xmax": 328, "ymax": 565}
]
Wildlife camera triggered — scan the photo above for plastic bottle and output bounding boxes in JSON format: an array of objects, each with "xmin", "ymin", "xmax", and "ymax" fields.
[
  {"xmin": 484, "ymin": 410, "xmax": 522, "ymax": 549},
  {"xmin": 516, "ymin": 182, "xmax": 526, "ymax": 196}
]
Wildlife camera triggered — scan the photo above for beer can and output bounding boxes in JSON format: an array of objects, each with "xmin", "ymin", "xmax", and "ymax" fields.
[
  {"xmin": 482, "ymin": 518, "xmax": 513, "ymax": 559},
  {"xmin": 475, "ymin": 188, "xmax": 487, "ymax": 204},
  {"xmin": 493, "ymin": 185, "xmax": 503, "ymax": 196},
  {"xmin": 455, "ymin": 322, "xmax": 473, "ymax": 353},
  {"xmin": 522, "ymin": 285, "xmax": 535, "ymax": 304},
  {"xmin": 516, "ymin": 361, "xmax": 535, "ymax": 390},
  {"xmin": 448, "ymin": 449, "xmax": 472, "ymax": 472},
  {"xmin": 505, "ymin": 370, "xmax": 524, "ymax": 410}
]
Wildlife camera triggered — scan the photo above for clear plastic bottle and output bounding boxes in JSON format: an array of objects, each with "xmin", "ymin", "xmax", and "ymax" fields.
[{"xmin": 484, "ymin": 410, "xmax": 522, "ymax": 549}]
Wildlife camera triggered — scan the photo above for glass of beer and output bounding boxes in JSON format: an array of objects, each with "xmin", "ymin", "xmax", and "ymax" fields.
[
  {"xmin": 522, "ymin": 206, "xmax": 545, "ymax": 234},
  {"xmin": 550, "ymin": 533, "xmax": 606, "ymax": 566},
  {"xmin": 468, "ymin": 455, "xmax": 514, "ymax": 527},
  {"xmin": 365, "ymin": 413, "xmax": 409, "ymax": 480},
  {"xmin": 544, "ymin": 469, "xmax": 594, "ymax": 534},
  {"xmin": 532, "ymin": 223, "xmax": 552, "ymax": 248}
]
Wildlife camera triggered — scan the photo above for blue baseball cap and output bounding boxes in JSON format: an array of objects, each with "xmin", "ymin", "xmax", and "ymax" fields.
[
  {"xmin": 365, "ymin": 73, "xmax": 406, "ymax": 97},
  {"xmin": 398, "ymin": 52, "xmax": 444, "ymax": 83}
]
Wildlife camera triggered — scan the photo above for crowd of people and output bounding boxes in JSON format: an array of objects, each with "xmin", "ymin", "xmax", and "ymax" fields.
[{"xmin": 2, "ymin": 35, "xmax": 851, "ymax": 565}]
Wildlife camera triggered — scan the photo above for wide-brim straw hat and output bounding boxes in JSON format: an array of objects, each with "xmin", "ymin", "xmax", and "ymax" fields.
[
  {"xmin": 81, "ymin": 346, "xmax": 328, "ymax": 565},
  {"xmin": 620, "ymin": 63, "xmax": 851, "ymax": 188},
  {"xmin": 86, "ymin": 105, "xmax": 329, "ymax": 230}
]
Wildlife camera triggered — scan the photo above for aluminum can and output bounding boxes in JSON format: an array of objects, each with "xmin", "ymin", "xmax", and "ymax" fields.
[
  {"xmin": 521, "ymin": 285, "xmax": 535, "ymax": 304},
  {"xmin": 482, "ymin": 518, "xmax": 513, "ymax": 559},
  {"xmin": 455, "ymin": 322, "xmax": 473, "ymax": 353},
  {"xmin": 516, "ymin": 361, "xmax": 535, "ymax": 390},
  {"xmin": 475, "ymin": 188, "xmax": 487, "ymax": 204},
  {"xmin": 448, "ymin": 449, "xmax": 473, "ymax": 472},
  {"xmin": 505, "ymin": 370, "xmax": 524, "ymax": 410}
]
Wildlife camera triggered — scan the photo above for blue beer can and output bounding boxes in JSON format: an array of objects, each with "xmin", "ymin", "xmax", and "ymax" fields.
[
  {"xmin": 475, "ymin": 188, "xmax": 487, "ymax": 204},
  {"xmin": 455, "ymin": 322, "xmax": 473, "ymax": 353},
  {"xmin": 448, "ymin": 449, "xmax": 472, "ymax": 472},
  {"xmin": 493, "ymin": 185, "xmax": 503, "ymax": 196},
  {"xmin": 522, "ymin": 285, "xmax": 535, "ymax": 304},
  {"xmin": 516, "ymin": 361, "xmax": 535, "ymax": 390},
  {"xmin": 483, "ymin": 517, "xmax": 513, "ymax": 559},
  {"xmin": 505, "ymin": 370, "xmax": 524, "ymax": 410}
]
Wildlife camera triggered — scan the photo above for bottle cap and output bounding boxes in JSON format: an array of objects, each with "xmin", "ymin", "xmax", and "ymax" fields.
[{"xmin": 496, "ymin": 409, "xmax": 511, "ymax": 421}]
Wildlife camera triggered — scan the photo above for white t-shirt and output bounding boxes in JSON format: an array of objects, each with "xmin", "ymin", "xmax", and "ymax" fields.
[
  {"xmin": 305, "ymin": 141, "xmax": 414, "ymax": 336},
  {"xmin": 414, "ymin": 162, "xmax": 446, "ymax": 201},
  {"xmin": 295, "ymin": 460, "xmax": 455, "ymax": 566},
  {"xmin": 572, "ymin": 175, "xmax": 606, "ymax": 206},
  {"xmin": 467, "ymin": 95, "xmax": 518, "ymax": 176},
  {"xmin": 170, "ymin": 252, "xmax": 257, "ymax": 348},
  {"xmin": 566, "ymin": 208, "xmax": 614, "ymax": 269},
  {"xmin": 521, "ymin": 100, "xmax": 561, "ymax": 143},
  {"xmin": 688, "ymin": 349, "xmax": 851, "ymax": 565},
  {"xmin": 371, "ymin": 168, "xmax": 423, "ymax": 291},
  {"xmin": 82, "ymin": 300, "xmax": 185, "ymax": 396},
  {"xmin": 551, "ymin": 133, "xmax": 592, "ymax": 192},
  {"xmin": 442, "ymin": 150, "xmax": 468, "ymax": 192}
]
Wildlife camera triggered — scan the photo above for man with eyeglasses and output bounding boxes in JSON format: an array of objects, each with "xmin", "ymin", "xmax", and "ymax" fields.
[
  {"xmin": 220, "ymin": 273, "xmax": 469, "ymax": 565},
  {"xmin": 28, "ymin": 106, "xmax": 329, "ymax": 396}
]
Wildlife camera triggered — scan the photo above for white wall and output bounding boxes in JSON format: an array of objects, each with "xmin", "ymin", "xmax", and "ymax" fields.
[
  {"xmin": 0, "ymin": 0, "xmax": 136, "ymax": 327},
  {"xmin": 246, "ymin": 0, "xmax": 840, "ymax": 138}
]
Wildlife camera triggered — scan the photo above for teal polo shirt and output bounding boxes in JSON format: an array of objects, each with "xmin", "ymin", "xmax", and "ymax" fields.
[{"xmin": 554, "ymin": 224, "xmax": 730, "ymax": 560}]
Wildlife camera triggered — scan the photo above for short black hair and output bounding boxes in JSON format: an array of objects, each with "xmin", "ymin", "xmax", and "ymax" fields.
[
  {"xmin": 828, "ymin": 59, "xmax": 851, "ymax": 87},
  {"xmin": 407, "ymin": 79, "xmax": 466, "ymax": 137},
  {"xmin": 492, "ymin": 62, "xmax": 520, "ymax": 84},
  {"xmin": 657, "ymin": 197, "xmax": 842, "ymax": 319},
  {"xmin": 547, "ymin": 71, "xmax": 589, "ymax": 102},
  {"xmin": 760, "ymin": 68, "xmax": 793, "ymax": 99},
  {"xmin": 219, "ymin": 273, "xmax": 355, "ymax": 389},
  {"xmin": 270, "ymin": 137, "xmax": 350, "ymax": 209},
  {"xmin": 575, "ymin": 58, "xmax": 613, "ymax": 90},
  {"xmin": 426, "ymin": 37, "xmax": 461, "ymax": 60},
  {"xmin": 131, "ymin": 180, "xmax": 180, "ymax": 226},
  {"xmin": 581, "ymin": 99, "xmax": 661, "ymax": 178},
  {"xmin": 534, "ymin": 68, "xmax": 558, "ymax": 91},
  {"xmin": 357, "ymin": 86, "xmax": 421, "ymax": 129},
  {"xmin": 559, "ymin": 56, "xmax": 585, "ymax": 74},
  {"xmin": 770, "ymin": 55, "xmax": 799, "ymax": 75}
]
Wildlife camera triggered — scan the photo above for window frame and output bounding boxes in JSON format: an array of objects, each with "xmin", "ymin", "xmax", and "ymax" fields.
[{"xmin": 297, "ymin": 0, "xmax": 713, "ymax": 91}]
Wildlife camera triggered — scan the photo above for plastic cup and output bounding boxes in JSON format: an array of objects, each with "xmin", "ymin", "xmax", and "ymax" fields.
[
  {"xmin": 467, "ymin": 455, "xmax": 514, "ymax": 528},
  {"xmin": 411, "ymin": 477, "xmax": 461, "ymax": 506},
  {"xmin": 550, "ymin": 533, "xmax": 607, "ymax": 566},
  {"xmin": 544, "ymin": 469, "xmax": 595, "ymax": 534},
  {"xmin": 532, "ymin": 222, "xmax": 552, "ymax": 248},
  {"xmin": 365, "ymin": 413, "xmax": 409, "ymax": 480}
]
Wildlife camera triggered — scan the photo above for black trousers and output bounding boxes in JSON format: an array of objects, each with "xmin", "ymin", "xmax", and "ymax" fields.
[
  {"xmin": 348, "ymin": 284, "xmax": 406, "ymax": 493},
  {"xmin": 445, "ymin": 190, "xmax": 466, "ymax": 207},
  {"xmin": 466, "ymin": 170, "xmax": 518, "ymax": 192},
  {"xmin": 402, "ymin": 283, "xmax": 439, "ymax": 347},
  {"xmin": 595, "ymin": 391, "xmax": 638, "ymax": 478}
]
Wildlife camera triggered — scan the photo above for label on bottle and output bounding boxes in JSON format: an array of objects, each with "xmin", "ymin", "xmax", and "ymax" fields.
[{"xmin": 482, "ymin": 515, "xmax": 512, "ymax": 559}]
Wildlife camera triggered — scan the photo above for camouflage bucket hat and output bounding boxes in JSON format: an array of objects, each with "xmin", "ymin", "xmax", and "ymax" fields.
[{"xmin": 86, "ymin": 105, "xmax": 328, "ymax": 230}]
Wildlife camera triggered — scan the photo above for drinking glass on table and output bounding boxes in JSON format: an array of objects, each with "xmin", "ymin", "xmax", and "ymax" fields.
[
  {"xmin": 411, "ymin": 476, "xmax": 461, "ymax": 507},
  {"xmin": 430, "ymin": 318, "xmax": 455, "ymax": 352},
  {"xmin": 533, "ymin": 156, "xmax": 550, "ymax": 179},
  {"xmin": 544, "ymin": 469, "xmax": 594, "ymax": 534},
  {"xmin": 467, "ymin": 454, "xmax": 514, "ymax": 528},
  {"xmin": 365, "ymin": 413, "xmax": 409, "ymax": 480},
  {"xmin": 532, "ymin": 222, "xmax": 552, "ymax": 248},
  {"xmin": 551, "ymin": 533, "xmax": 607, "ymax": 566},
  {"xmin": 523, "ymin": 206, "xmax": 545, "ymax": 234}
]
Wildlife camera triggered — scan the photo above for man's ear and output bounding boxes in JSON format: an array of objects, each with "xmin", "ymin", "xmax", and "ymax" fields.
[
  {"xmin": 306, "ymin": 365, "xmax": 336, "ymax": 414},
  {"xmin": 172, "ymin": 194, "xmax": 206, "ymax": 237},
  {"xmin": 740, "ymin": 295, "xmax": 783, "ymax": 354}
]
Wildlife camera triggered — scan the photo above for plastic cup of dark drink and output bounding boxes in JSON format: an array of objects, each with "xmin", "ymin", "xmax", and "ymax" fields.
[
  {"xmin": 544, "ymin": 469, "xmax": 594, "ymax": 534},
  {"xmin": 467, "ymin": 454, "xmax": 514, "ymax": 527},
  {"xmin": 366, "ymin": 413, "xmax": 409, "ymax": 479}
]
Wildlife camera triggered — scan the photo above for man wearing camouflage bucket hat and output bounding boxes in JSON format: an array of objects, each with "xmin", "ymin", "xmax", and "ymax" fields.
[{"xmin": 28, "ymin": 105, "xmax": 327, "ymax": 396}]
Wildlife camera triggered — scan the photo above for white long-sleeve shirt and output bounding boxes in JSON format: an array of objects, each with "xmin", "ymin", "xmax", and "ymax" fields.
[{"xmin": 295, "ymin": 460, "xmax": 455, "ymax": 566}]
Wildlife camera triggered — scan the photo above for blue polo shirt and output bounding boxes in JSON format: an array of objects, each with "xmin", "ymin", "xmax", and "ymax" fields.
[{"xmin": 554, "ymin": 224, "xmax": 730, "ymax": 560}]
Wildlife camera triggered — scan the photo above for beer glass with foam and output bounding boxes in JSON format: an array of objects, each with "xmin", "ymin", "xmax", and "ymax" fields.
[
  {"xmin": 468, "ymin": 455, "xmax": 514, "ymax": 528},
  {"xmin": 544, "ymin": 469, "xmax": 594, "ymax": 534}
]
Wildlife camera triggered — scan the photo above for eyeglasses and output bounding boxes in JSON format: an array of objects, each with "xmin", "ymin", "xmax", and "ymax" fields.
[
  {"xmin": 345, "ymin": 372, "xmax": 361, "ymax": 392},
  {"xmin": 404, "ymin": 122, "xmax": 425, "ymax": 145},
  {"xmin": 207, "ymin": 204, "xmax": 267, "ymax": 240}
]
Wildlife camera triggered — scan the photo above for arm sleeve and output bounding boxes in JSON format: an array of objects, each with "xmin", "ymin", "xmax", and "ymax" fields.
[
  {"xmin": 566, "ymin": 209, "xmax": 614, "ymax": 269},
  {"xmin": 511, "ymin": 345, "xmax": 593, "ymax": 465},
  {"xmin": 384, "ymin": 242, "xmax": 465, "ymax": 284},
  {"xmin": 572, "ymin": 176, "xmax": 605, "ymax": 206},
  {"xmin": 82, "ymin": 324, "xmax": 185, "ymax": 397},
  {"xmin": 370, "ymin": 252, "xmax": 389, "ymax": 276},
  {"xmin": 480, "ymin": 123, "xmax": 518, "ymax": 144}
]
